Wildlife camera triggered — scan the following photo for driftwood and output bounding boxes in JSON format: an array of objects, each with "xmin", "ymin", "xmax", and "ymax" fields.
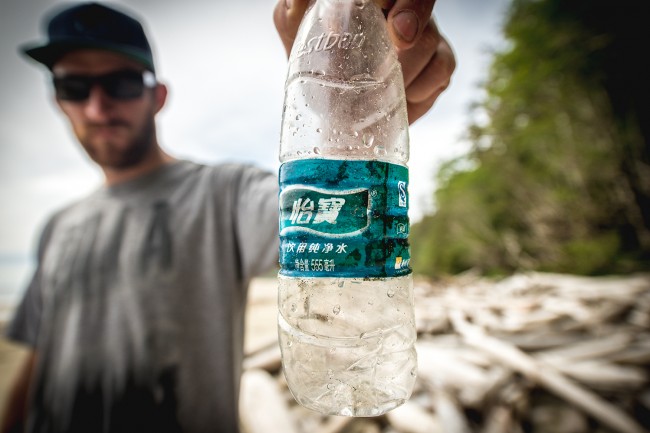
[
  {"xmin": 450, "ymin": 309, "xmax": 646, "ymax": 433},
  {"xmin": 240, "ymin": 369, "xmax": 297, "ymax": 433},
  {"xmin": 240, "ymin": 272, "xmax": 650, "ymax": 433},
  {"xmin": 385, "ymin": 400, "xmax": 443, "ymax": 433}
]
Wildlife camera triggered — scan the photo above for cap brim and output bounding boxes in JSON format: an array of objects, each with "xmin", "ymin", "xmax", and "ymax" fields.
[{"xmin": 21, "ymin": 40, "xmax": 155, "ymax": 72}]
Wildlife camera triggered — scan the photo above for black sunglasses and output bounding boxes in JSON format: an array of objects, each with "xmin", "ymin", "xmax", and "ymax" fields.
[{"xmin": 52, "ymin": 69, "xmax": 156, "ymax": 101}]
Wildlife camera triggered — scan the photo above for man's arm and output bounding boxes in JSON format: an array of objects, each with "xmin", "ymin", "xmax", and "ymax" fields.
[
  {"xmin": 273, "ymin": 0, "xmax": 456, "ymax": 124},
  {"xmin": 0, "ymin": 350, "xmax": 36, "ymax": 433}
]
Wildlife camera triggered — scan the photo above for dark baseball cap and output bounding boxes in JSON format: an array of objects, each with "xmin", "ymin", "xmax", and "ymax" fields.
[{"xmin": 21, "ymin": 2, "xmax": 156, "ymax": 72}]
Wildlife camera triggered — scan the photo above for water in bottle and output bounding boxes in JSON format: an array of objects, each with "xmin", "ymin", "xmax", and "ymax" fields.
[{"xmin": 277, "ymin": 0, "xmax": 417, "ymax": 417}]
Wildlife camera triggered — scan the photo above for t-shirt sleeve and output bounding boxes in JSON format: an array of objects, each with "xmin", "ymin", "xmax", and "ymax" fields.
[
  {"xmin": 5, "ymin": 216, "xmax": 56, "ymax": 347},
  {"xmin": 233, "ymin": 166, "xmax": 279, "ymax": 281}
]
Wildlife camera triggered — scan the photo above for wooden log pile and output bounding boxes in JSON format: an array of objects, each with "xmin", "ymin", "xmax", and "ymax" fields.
[{"xmin": 240, "ymin": 272, "xmax": 650, "ymax": 433}]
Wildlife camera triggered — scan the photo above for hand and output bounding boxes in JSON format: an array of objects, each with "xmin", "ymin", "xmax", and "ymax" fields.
[{"xmin": 273, "ymin": 0, "xmax": 456, "ymax": 124}]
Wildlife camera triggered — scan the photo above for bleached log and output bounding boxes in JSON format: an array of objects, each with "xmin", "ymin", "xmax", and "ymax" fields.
[
  {"xmin": 313, "ymin": 416, "xmax": 353, "ymax": 433},
  {"xmin": 543, "ymin": 359, "xmax": 647, "ymax": 390},
  {"xmin": 481, "ymin": 405, "xmax": 516, "ymax": 433},
  {"xmin": 417, "ymin": 342, "xmax": 489, "ymax": 387},
  {"xmin": 417, "ymin": 341, "xmax": 495, "ymax": 406},
  {"xmin": 450, "ymin": 310, "xmax": 647, "ymax": 433},
  {"xmin": 490, "ymin": 331, "xmax": 587, "ymax": 351},
  {"xmin": 415, "ymin": 298, "xmax": 450, "ymax": 333},
  {"xmin": 495, "ymin": 272, "xmax": 649, "ymax": 301},
  {"xmin": 243, "ymin": 343, "xmax": 282, "ymax": 372},
  {"xmin": 432, "ymin": 389, "xmax": 472, "ymax": 433},
  {"xmin": 240, "ymin": 369, "xmax": 297, "ymax": 433},
  {"xmin": 498, "ymin": 308, "xmax": 563, "ymax": 333},
  {"xmin": 606, "ymin": 339, "xmax": 650, "ymax": 365},
  {"xmin": 531, "ymin": 404, "xmax": 589, "ymax": 433},
  {"xmin": 386, "ymin": 400, "xmax": 443, "ymax": 433},
  {"xmin": 537, "ymin": 272, "xmax": 649, "ymax": 301},
  {"xmin": 539, "ymin": 295, "xmax": 592, "ymax": 322},
  {"xmin": 537, "ymin": 332, "xmax": 634, "ymax": 362}
]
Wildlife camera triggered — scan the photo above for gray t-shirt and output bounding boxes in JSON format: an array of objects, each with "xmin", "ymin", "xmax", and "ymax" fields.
[{"xmin": 7, "ymin": 160, "xmax": 279, "ymax": 433}]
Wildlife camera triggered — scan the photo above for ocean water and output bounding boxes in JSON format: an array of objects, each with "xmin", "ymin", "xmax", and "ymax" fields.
[{"xmin": 0, "ymin": 254, "xmax": 33, "ymax": 323}]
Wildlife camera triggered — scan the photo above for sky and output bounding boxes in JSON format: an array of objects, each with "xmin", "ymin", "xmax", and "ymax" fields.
[{"xmin": 0, "ymin": 0, "xmax": 510, "ymax": 312}]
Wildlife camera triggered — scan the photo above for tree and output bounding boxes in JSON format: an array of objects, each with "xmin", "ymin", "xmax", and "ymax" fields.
[{"xmin": 411, "ymin": 0, "xmax": 650, "ymax": 277}]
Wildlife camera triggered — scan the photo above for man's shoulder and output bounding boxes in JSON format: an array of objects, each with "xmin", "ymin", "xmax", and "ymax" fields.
[
  {"xmin": 201, "ymin": 160, "xmax": 277, "ymax": 187},
  {"xmin": 204, "ymin": 160, "xmax": 275, "ymax": 176}
]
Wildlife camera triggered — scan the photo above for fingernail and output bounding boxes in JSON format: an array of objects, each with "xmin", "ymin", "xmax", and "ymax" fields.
[
  {"xmin": 285, "ymin": 0, "xmax": 292, "ymax": 9},
  {"xmin": 392, "ymin": 10, "xmax": 419, "ymax": 43}
]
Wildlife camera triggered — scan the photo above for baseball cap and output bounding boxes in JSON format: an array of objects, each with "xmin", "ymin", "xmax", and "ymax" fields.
[{"xmin": 20, "ymin": 2, "xmax": 156, "ymax": 72}]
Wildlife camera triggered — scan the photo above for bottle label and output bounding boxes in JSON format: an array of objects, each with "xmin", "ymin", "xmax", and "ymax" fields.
[{"xmin": 279, "ymin": 159, "xmax": 411, "ymax": 278}]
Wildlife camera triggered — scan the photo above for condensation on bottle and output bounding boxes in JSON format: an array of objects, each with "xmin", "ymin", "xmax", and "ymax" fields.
[{"xmin": 277, "ymin": 0, "xmax": 417, "ymax": 417}]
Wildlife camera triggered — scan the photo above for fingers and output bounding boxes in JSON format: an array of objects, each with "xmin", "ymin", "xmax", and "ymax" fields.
[
  {"xmin": 273, "ymin": 0, "xmax": 311, "ymax": 57},
  {"xmin": 275, "ymin": 0, "xmax": 435, "ymax": 57},
  {"xmin": 398, "ymin": 18, "xmax": 456, "ymax": 123},
  {"xmin": 384, "ymin": 0, "xmax": 435, "ymax": 50},
  {"xmin": 273, "ymin": 0, "xmax": 455, "ymax": 124}
]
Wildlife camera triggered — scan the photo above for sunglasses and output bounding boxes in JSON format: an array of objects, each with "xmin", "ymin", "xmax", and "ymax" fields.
[{"xmin": 52, "ymin": 69, "xmax": 156, "ymax": 101}]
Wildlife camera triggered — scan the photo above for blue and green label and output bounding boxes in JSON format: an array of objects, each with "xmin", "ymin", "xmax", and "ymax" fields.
[{"xmin": 279, "ymin": 159, "xmax": 411, "ymax": 278}]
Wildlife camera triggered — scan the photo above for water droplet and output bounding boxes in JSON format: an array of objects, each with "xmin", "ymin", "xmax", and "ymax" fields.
[
  {"xmin": 374, "ymin": 146, "xmax": 387, "ymax": 157},
  {"xmin": 313, "ymin": 147, "xmax": 321, "ymax": 155},
  {"xmin": 287, "ymin": 340, "xmax": 293, "ymax": 347},
  {"xmin": 387, "ymin": 288, "xmax": 396, "ymax": 298},
  {"xmin": 362, "ymin": 134, "xmax": 375, "ymax": 148},
  {"xmin": 333, "ymin": 305, "xmax": 341, "ymax": 315},
  {"xmin": 327, "ymin": 383, "xmax": 336, "ymax": 390},
  {"xmin": 338, "ymin": 280, "xmax": 344, "ymax": 288},
  {"xmin": 327, "ymin": 369, "xmax": 334, "ymax": 378},
  {"xmin": 316, "ymin": 128, "xmax": 322, "ymax": 133},
  {"xmin": 411, "ymin": 368, "xmax": 417, "ymax": 377},
  {"xmin": 368, "ymin": 299, "xmax": 374, "ymax": 306},
  {"xmin": 290, "ymin": 303, "xmax": 297, "ymax": 313}
]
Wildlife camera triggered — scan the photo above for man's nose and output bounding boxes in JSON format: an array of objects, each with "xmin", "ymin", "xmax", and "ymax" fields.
[{"xmin": 83, "ymin": 85, "xmax": 113, "ymax": 120}]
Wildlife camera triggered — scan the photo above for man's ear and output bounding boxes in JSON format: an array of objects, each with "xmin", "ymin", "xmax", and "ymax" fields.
[{"xmin": 154, "ymin": 82, "xmax": 168, "ymax": 113}]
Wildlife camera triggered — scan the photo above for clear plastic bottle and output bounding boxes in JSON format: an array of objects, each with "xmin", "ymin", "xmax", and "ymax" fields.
[{"xmin": 277, "ymin": 0, "xmax": 416, "ymax": 417}]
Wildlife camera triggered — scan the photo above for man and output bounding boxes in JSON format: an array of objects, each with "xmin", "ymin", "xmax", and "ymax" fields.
[{"xmin": 2, "ymin": 1, "xmax": 454, "ymax": 432}]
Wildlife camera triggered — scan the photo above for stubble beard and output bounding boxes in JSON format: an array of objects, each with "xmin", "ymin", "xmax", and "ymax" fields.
[{"xmin": 81, "ymin": 116, "xmax": 156, "ymax": 170}]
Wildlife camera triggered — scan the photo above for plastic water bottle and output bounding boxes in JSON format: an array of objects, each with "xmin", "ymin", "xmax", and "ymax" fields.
[{"xmin": 277, "ymin": 0, "xmax": 416, "ymax": 417}]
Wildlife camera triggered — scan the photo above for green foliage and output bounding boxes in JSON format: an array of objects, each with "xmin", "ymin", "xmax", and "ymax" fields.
[{"xmin": 412, "ymin": 0, "xmax": 650, "ymax": 277}]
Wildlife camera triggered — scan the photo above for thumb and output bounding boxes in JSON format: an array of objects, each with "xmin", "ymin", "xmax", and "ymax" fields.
[
  {"xmin": 273, "ymin": 0, "xmax": 311, "ymax": 57},
  {"xmin": 384, "ymin": 0, "xmax": 434, "ymax": 50}
]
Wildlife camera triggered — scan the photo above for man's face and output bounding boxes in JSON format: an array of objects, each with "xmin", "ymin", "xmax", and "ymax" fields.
[{"xmin": 52, "ymin": 50, "xmax": 163, "ymax": 169}]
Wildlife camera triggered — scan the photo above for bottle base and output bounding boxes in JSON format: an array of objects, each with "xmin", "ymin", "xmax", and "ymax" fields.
[
  {"xmin": 278, "ymin": 275, "xmax": 417, "ymax": 417},
  {"xmin": 293, "ymin": 394, "xmax": 407, "ymax": 417}
]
